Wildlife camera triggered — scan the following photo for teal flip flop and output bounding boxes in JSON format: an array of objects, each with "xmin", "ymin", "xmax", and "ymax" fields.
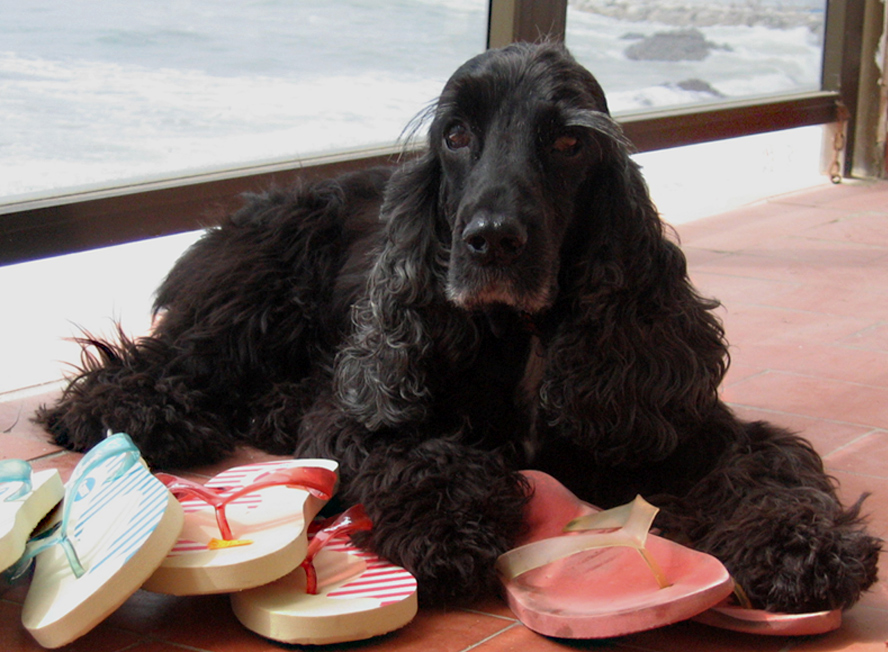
[
  {"xmin": 0, "ymin": 459, "xmax": 64, "ymax": 574},
  {"xmin": 16, "ymin": 432, "xmax": 183, "ymax": 649}
]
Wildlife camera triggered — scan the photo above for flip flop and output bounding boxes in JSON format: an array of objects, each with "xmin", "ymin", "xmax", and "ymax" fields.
[
  {"xmin": 694, "ymin": 596, "xmax": 842, "ymax": 636},
  {"xmin": 0, "ymin": 460, "xmax": 64, "ymax": 574},
  {"xmin": 496, "ymin": 470, "xmax": 734, "ymax": 639},
  {"xmin": 17, "ymin": 432, "xmax": 184, "ymax": 649},
  {"xmin": 142, "ymin": 458, "xmax": 338, "ymax": 595},
  {"xmin": 231, "ymin": 504, "xmax": 418, "ymax": 645}
]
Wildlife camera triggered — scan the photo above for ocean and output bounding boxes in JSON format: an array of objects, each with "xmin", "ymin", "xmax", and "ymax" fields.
[{"xmin": 0, "ymin": 0, "xmax": 826, "ymax": 200}]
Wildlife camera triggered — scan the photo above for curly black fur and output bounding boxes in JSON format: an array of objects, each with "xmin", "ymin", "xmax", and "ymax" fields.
[{"xmin": 37, "ymin": 42, "xmax": 879, "ymax": 610}]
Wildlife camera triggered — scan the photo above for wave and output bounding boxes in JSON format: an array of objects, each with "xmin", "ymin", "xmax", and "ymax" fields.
[{"xmin": 1, "ymin": 0, "xmax": 824, "ymax": 199}]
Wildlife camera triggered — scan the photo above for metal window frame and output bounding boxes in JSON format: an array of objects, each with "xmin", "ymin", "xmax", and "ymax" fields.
[
  {"xmin": 0, "ymin": 0, "xmax": 869, "ymax": 266},
  {"xmin": 0, "ymin": 145, "xmax": 410, "ymax": 266}
]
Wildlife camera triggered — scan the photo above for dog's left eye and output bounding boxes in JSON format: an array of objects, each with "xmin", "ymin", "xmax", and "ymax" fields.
[
  {"xmin": 552, "ymin": 133, "xmax": 581, "ymax": 157},
  {"xmin": 444, "ymin": 122, "xmax": 472, "ymax": 150}
]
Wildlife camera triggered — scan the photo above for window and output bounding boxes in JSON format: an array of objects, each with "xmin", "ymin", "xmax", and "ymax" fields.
[
  {"xmin": 1, "ymin": 0, "xmax": 488, "ymax": 202},
  {"xmin": 565, "ymin": 0, "xmax": 827, "ymax": 115},
  {"xmin": 1, "ymin": 0, "xmax": 872, "ymax": 265}
]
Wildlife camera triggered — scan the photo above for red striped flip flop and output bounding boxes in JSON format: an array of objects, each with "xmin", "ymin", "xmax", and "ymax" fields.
[
  {"xmin": 142, "ymin": 458, "xmax": 338, "ymax": 596},
  {"xmin": 231, "ymin": 505, "xmax": 418, "ymax": 645}
]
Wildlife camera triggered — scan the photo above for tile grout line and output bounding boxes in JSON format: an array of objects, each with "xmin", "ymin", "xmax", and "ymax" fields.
[
  {"xmin": 822, "ymin": 428, "xmax": 885, "ymax": 461},
  {"xmin": 27, "ymin": 448, "xmax": 80, "ymax": 463},
  {"xmin": 0, "ymin": 379, "xmax": 66, "ymax": 403},
  {"xmin": 458, "ymin": 621, "xmax": 523, "ymax": 652},
  {"xmin": 725, "ymin": 401, "xmax": 888, "ymax": 435},
  {"xmin": 826, "ymin": 468, "xmax": 888, "ymax": 482},
  {"xmin": 1, "ymin": 402, "xmax": 24, "ymax": 433},
  {"xmin": 722, "ymin": 368, "xmax": 770, "ymax": 389},
  {"xmin": 134, "ymin": 633, "xmax": 217, "ymax": 652},
  {"xmin": 725, "ymin": 367, "xmax": 888, "ymax": 391},
  {"xmin": 459, "ymin": 606, "xmax": 519, "ymax": 623},
  {"xmin": 719, "ymin": 299, "xmax": 888, "ymax": 319},
  {"xmin": 113, "ymin": 640, "xmax": 152, "ymax": 652}
]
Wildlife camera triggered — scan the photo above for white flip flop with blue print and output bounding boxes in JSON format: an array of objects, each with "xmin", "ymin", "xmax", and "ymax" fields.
[
  {"xmin": 16, "ymin": 432, "xmax": 183, "ymax": 649},
  {"xmin": 0, "ymin": 460, "xmax": 64, "ymax": 574}
]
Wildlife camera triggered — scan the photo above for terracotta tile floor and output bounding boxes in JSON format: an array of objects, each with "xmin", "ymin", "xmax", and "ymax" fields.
[{"xmin": 1, "ymin": 179, "xmax": 887, "ymax": 651}]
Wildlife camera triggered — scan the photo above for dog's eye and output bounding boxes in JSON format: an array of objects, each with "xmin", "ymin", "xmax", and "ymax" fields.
[
  {"xmin": 552, "ymin": 133, "xmax": 581, "ymax": 157},
  {"xmin": 444, "ymin": 122, "xmax": 472, "ymax": 150}
]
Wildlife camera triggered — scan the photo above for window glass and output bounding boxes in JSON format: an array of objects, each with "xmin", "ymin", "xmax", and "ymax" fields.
[
  {"xmin": 0, "ymin": 0, "xmax": 487, "ymax": 201},
  {"xmin": 565, "ymin": 0, "xmax": 827, "ymax": 114}
]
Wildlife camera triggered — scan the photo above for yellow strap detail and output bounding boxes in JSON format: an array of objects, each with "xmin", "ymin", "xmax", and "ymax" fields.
[{"xmin": 207, "ymin": 537, "xmax": 253, "ymax": 550}]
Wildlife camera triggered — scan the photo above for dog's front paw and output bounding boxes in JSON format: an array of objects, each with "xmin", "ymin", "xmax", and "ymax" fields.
[
  {"xmin": 344, "ymin": 439, "xmax": 530, "ymax": 605},
  {"xmin": 708, "ymin": 492, "xmax": 880, "ymax": 613}
]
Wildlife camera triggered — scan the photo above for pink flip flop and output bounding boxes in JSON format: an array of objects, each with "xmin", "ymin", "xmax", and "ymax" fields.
[
  {"xmin": 496, "ymin": 470, "xmax": 734, "ymax": 639},
  {"xmin": 694, "ymin": 598, "xmax": 842, "ymax": 636},
  {"xmin": 231, "ymin": 505, "xmax": 418, "ymax": 645}
]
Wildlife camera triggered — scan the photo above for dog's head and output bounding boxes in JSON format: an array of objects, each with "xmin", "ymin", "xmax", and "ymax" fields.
[
  {"xmin": 341, "ymin": 43, "xmax": 725, "ymax": 443},
  {"xmin": 426, "ymin": 42, "xmax": 626, "ymax": 314}
]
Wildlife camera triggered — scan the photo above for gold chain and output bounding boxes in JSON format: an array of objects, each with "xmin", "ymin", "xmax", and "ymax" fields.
[{"xmin": 829, "ymin": 102, "xmax": 850, "ymax": 184}]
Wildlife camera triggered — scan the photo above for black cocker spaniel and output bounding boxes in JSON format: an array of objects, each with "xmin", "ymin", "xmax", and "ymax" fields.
[{"xmin": 39, "ymin": 42, "xmax": 879, "ymax": 613}]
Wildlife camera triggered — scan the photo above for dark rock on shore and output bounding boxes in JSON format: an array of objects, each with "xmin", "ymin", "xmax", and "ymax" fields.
[
  {"xmin": 624, "ymin": 28, "xmax": 730, "ymax": 62},
  {"xmin": 571, "ymin": 0, "xmax": 824, "ymax": 32},
  {"xmin": 673, "ymin": 78, "xmax": 725, "ymax": 97}
]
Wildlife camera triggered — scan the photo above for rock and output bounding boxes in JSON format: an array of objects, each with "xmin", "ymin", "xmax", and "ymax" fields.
[
  {"xmin": 571, "ymin": 0, "xmax": 824, "ymax": 32},
  {"xmin": 674, "ymin": 78, "xmax": 725, "ymax": 97},
  {"xmin": 624, "ymin": 28, "xmax": 727, "ymax": 62}
]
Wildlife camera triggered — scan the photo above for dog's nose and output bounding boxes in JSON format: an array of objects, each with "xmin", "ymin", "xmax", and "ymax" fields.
[{"xmin": 462, "ymin": 214, "xmax": 527, "ymax": 265}]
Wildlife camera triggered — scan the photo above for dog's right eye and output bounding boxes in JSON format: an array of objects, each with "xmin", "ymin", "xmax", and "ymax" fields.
[
  {"xmin": 444, "ymin": 122, "xmax": 472, "ymax": 150},
  {"xmin": 552, "ymin": 133, "xmax": 582, "ymax": 157}
]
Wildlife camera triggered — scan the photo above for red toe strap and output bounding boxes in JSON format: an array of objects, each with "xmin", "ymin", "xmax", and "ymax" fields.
[
  {"xmin": 157, "ymin": 466, "xmax": 337, "ymax": 544},
  {"xmin": 301, "ymin": 504, "xmax": 373, "ymax": 595}
]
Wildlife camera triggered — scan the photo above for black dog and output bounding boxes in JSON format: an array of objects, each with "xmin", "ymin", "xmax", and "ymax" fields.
[{"xmin": 39, "ymin": 42, "xmax": 879, "ymax": 612}]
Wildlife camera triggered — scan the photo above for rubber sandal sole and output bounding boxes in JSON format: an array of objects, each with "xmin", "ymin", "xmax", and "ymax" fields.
[
  {"xmin": 22, "ymin": 439, "xmax": 183, "ymax": 648},
  {"xmin": 498, "ymin": 470, "xmax": 734, "ymax": 639},
  {"xmin": 231, "ymin": 511, "xmax": 417, "ymax": 645}
]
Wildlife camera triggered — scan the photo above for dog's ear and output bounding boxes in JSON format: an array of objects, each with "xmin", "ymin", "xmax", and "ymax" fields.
[
  {"xmin": 540, "ymin": 137, "xmax": 729, "ymax": 465},
  {"xmin": 333, "ymin": 153, "xmax": 473, "ymax": 431}
]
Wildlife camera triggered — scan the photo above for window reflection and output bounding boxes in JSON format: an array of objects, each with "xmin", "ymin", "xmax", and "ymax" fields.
[
  {"xmin": 565, "ymin": 0, "xmax": 826, "ymax": 114},
  {"xmin": 0, "ymin": 0, "xmax": 487, "ymax": 200}
]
